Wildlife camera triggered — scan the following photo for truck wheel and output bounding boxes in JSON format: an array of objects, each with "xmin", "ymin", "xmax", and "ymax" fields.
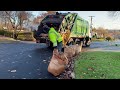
[
  {"xmin": 85, "ymin": 37, "xmax": 91, "ymax": 47},
  {"xmin": 67, "ymin": 41, "xmax": 74, "ymax": 46},
  {"xmin": 67, "ymin": 38, "xmax": 74, "ymax": 46},
  {"xmin": 85, "ymin": 40, "xmax": 91, "ymax": 47}
]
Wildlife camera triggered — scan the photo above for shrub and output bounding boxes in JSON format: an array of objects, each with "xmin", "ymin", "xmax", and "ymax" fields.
[
  {"xmin": 17, "ymin": 32, "xmax": 34, "ymax": 41},
  {"xmin": 0, "ymin": 30, "xmax": 34, "ymax": 41},
  {"xmin": 106, "ymin": 36, "xmax": 112, "ymax": 41},
  {"xmin": 0, "ymin": 30, "xmax": 5, "ymax": 35},
  {"xmin": 4, "ymin": 31, "xmax": 13, "ymax": 37},
  {"xmin": 0, "ymin": 30, "xmax": 13, "ymax": 37}
]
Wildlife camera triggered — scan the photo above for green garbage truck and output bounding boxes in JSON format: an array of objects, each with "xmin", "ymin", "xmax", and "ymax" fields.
[{"xmin": 33, "ymin": 12, "xmax": 92, "ymax": 48}]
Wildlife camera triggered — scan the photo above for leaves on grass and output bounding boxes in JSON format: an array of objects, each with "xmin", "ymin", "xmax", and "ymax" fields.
[
  {"xmin": 88, "ymin": 67, "xmax": 94, "ymax": 71},
  {"xmin": 89, "ymin": 57, "xmax": 95, "ymax": 60},
  {"xmin": 80, "ymin": 76, "xmax": 83, "ymax": 78},
  {"xmin": 75, "ymin": 50, "xmax": 120, "ymax": 79}
]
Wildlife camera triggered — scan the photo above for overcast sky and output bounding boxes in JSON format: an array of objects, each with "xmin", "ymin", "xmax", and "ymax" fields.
[{"xmin": 32, "ymin": 11, "xmax": 120, "ymax": 30}]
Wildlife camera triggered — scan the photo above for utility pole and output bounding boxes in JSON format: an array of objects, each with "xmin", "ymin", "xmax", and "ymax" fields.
[{"xmin": 89, "ymin": 16, "xmax": 95, "ymax": 36}]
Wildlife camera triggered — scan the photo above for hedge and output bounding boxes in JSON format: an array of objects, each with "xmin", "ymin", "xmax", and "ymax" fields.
[{"xmin": 0, "ymin": 30, "xmax": 34, "ymax": 41}]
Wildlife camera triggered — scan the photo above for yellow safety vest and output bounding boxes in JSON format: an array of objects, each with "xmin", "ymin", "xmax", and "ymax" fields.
[{"xmin": 48, "ymin": 27, "xmax": 62, "ymax": 47}]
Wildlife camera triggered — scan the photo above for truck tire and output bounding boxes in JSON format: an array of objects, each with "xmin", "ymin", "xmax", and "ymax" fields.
[
  {"xmin": 85, "ymin": 40, "xmax": 91, "ymax": 47},
  {"xmin": 85, "ymin": 37, "xmax": 91, "ymax": 47},
  {"xmin": 67, "ymin": 41, "xmax": 74, "ymax": 46}
]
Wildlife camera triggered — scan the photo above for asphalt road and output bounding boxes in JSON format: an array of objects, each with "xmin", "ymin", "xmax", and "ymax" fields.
[
  {"xmin": 0, "ymin": 41, "xmax": 57, "ymax": 79},
  {"xmin": 85, "ymin": 40, "xmax": 120, "ymax": 52}
]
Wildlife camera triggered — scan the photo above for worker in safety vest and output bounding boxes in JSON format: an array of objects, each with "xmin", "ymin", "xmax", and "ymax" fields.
[
  {"xmin": 48, "ymin": 25, "xmax": 63, "ymax": 52},
  {"xmin": 42, "ymin": 24, "xmax": 63, "ymax": 52},
  {"xmin": 43, "ymin": 24, "xmax": 64, "ymax": 52}
]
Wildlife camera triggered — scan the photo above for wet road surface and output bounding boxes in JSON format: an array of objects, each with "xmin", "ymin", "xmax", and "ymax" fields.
[
  {"xmin": 0, "ymin": 41, "xmax": 57, "ymax": 79},
  {"xmin": 84, "ymin": 40, "xmax": 120, "ymax": 52}
]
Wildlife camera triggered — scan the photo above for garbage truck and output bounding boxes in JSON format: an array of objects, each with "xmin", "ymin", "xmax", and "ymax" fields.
[{"xmin": 33, "ymin": 12, "xmax": 92, "ymax": 48}]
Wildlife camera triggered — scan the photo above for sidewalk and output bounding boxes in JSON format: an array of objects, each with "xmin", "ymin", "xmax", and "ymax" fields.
[
  {"xmin": 0, "ymin": 36, "xmax": 18, "ymax": 43},
  {"xmin": 0, "ymin": 35, "xmax": 35, "ymax": 43}
]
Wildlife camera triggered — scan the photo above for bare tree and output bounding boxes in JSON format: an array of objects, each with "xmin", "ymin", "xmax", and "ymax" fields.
[
  {"xmin": 17, "ymin": 11, "xmax": 33, "ymax": 33},
  {"xmin": 0, "ymin": 11, "xmax": 33, "ymax": 39},
  {"xmin": 95, "ymin": 27, "xmax": 109, "ymax": 38},
  {"xmin": 107, "ymin": 11, "xmax": 120, "ymax": 40},
  {"xmin": 37, "ymin": 11, "xmax": 56, "ymax": 19},
  {"xmin": 108, "ymin": 11, "xmax": 120, "ymax": 19},
  {"xmin": 0, "ymin": 11, "xmax": 9, "ymax": 29},
  {"xmin": 31, "ymin": 11, "xmax": 57, "ymax": 31},
  {"xmin": 33, "ymin": 16, "xmax": 42, "ymax": 25}
]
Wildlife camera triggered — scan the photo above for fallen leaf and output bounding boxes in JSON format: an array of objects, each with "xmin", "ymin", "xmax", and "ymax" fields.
[
  {"xmin": 29, "ymin": 72, "xmax": 31, "ymax": 74},
  {"xmin": 22, "ymin": 78, "xmax": 26, "ymax": 79},
  {"xmin": 83, "ymin": 73, "xmax": 86, "ymax": 74},
  {"xmin": 43, "ymin": 60, "xmax": 46, "ymax": 62},
  {"xmin": 70, "ymin": 72, "xmax": 75, "ymax": 79},
  {"xmin": 28, "ymin": 55, "xmax": 32, "ymax": 58},
  {"xmin": 88, "ymin": 67, "xmax": 94, "ymax": 71},
  {"xmin": 11, "ymin": 70, "xmax": 16, "ymax": 73},
  {"xmin": 80, "ymin": 76, "xmax": 83, "ymax": 78},
  {"xmin": 1, "ymin": 60, "xmax": 4, "ymax": 62},
  {"xmin": 26, "ymin": 62, "xmax": 29, "ymax": 63},
  {"xmin": 12, "ymin": 62, "xmax": 15, "ymax": 64},
  {"xmin": 12, "ymin": 76, "xmax": 15, "ymax": 78},
  {"xmin": 37, "ymin": 69, "xmax": 40, "ymax": 71},
  {"xmin": 8, "ymin": 70, "xmax": 10, "ymax": 72}
]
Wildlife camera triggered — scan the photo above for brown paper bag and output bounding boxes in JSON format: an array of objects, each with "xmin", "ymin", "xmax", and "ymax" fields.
[
  {"xmin": 64, "ymin": 46, "xmax": 75, "ymax": 60},
  {"xmin": 48, "ymin": 49, "xmax": 68, "ymax": 76},
  {"xmin": 64, "ymin": 44, "xmax": 82, "ymax": 60},
  {"xmin": 72, "ymin": 44, "xmax": 82, "ymax": 55}
]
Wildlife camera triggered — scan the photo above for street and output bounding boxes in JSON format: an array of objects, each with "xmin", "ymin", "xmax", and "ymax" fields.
[
  {"xmin": 0, "ymin": 41, "xmax": 56, "ymax": 79},
  {"xmin": 84, "ymin": 40, "xmax": 120, "ymax": 52}
]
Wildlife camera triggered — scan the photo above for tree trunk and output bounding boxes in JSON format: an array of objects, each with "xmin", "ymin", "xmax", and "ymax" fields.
[{"xmin": 13, "ymin": 27, "xmax": 18, "ymax": 40}]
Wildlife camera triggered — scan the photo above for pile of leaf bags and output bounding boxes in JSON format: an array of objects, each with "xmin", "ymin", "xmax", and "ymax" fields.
[
  {"xmin": 48, "ymin": 44, "xmax": 82, "ymax": 76},
  {"xmin": 64, "ymin": 44, "xmax": 82, "ymax": 60}
]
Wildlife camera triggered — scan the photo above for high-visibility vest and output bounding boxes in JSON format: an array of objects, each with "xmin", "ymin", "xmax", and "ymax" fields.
[{"xmin": 48, "ymin": 27, "xmax": 62, "ymax": 47}]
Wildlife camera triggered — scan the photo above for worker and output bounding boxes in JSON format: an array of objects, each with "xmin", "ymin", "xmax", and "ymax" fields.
[{"xmin": 48, "ymin": 25, "xmax": 63, "ymax": 53}]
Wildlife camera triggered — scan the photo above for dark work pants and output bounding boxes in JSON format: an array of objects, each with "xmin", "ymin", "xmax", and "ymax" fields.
[{"xmin": 57, "ymin": 41, "xmax": 63, "ymax": 52}]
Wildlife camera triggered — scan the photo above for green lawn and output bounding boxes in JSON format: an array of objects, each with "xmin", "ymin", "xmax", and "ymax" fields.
[{"xmin": 74, "ymin": 51, "xmax": 120, "ymax": 79}]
